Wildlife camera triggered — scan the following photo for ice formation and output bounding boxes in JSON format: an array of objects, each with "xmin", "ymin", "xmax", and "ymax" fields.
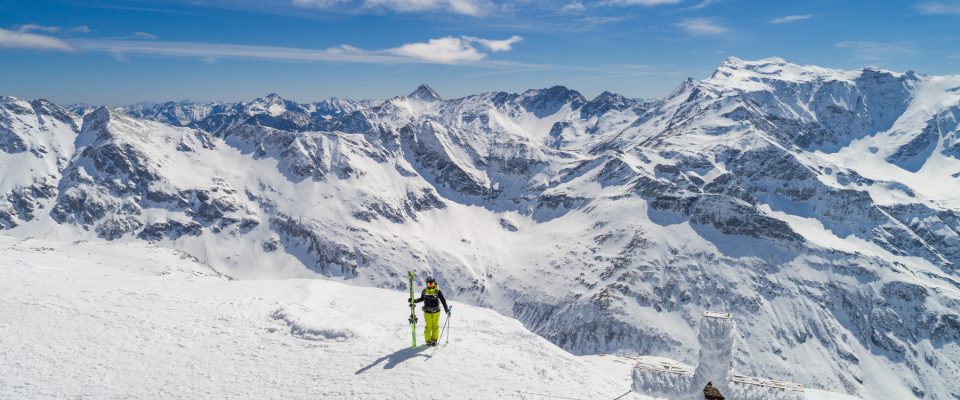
[{"xmin": 633, "ymin": 312, "xmax": 804, "ymax": 400}]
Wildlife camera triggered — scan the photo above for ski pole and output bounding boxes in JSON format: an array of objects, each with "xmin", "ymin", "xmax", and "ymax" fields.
[
  {"xmin": 438, "ymin": 305, "xmax": 452, "ymax": 344},
  {"xmin": 445, "ymin": 306, "xmax": 452, "ymax": 344}
]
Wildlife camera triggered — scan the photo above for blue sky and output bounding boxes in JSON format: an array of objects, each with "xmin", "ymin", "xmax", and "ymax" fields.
[{"xmin": 1, "ymin": 0, "xmax": 959, "ymax": 104}]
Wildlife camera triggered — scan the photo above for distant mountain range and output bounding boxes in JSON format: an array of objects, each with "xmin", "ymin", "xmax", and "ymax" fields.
[{"xmin": 2, "ymin": 56, "xmax": 959, "ymax": 399}]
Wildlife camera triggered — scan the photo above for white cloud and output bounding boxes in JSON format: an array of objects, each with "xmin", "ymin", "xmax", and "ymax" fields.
[
  {"xmin": 292, "ymin": 0, "xmax": 351, "ymax": 7},
  {"xmin": 463, "ymin": 35, "xmax": 522, "ymax": 52},
  {"xmin": 916, "ymin": 1, "xmax": 960, "ymax": 15},
  {"xmin": 0, "ymin": 28, "xmax": 74, "ymax": 51},
  {"xmin": 574, "ymin": 15, "xmax": 631, "ymax": 31},
  {"xmin": 134, "ymin": 31, "xmax": 158, "ymax": 39},
  {"xmin": 684, "ymin": 0, "xmax": 720, "ymax": 10},
  {"xmin": 67, "ymin": 25, "xmax": 92, "ymax": 34},
  {"xmin": 769, "ymin": 14, "xmax": 813, "ymax": 24},
  {"xmin": 389, "ymin": 36, "xmax": 485, "ymax": 63},
  {"xmin": 675, "ymin": 18, "xmax": 728, "ymax": 35},
  {"xmin": 17, "ymin": 24, "xmax": 60, "ymax": 33},
  {"xmin": 360, "ymin": 0, "xmax": 491, "ymax": 15},
  {"xmin": 448, "ymin": 0, "xmax": 487, "ymax": 15},
  {"xmin": 604, "ymin": 0, "xmax": 682, "ymax": 6},
  {"xmin": 559, "ymin": 1, "xmax": 585, "ymax": 13},
  {"xmin": 293, "ymin": 0, "xmax": 491, "ymax": 15},
  {"xmin": 74, "ymin": 39, "xmax": 406, "ymax": 63},
  {"xmin": 72, "ymin": 35, "xmax": 522, "ymax": 65}
]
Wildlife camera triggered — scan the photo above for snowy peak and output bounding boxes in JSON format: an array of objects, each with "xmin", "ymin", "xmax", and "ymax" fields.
[
  {"xmin": 581, "ymin": 91, "xmax": 637, "ymax": 119},
  {"xmin": 79, "ymin": 106, "xmax": 113, "ymax": 136},
  {"xmin": 703, "ymin": 56, "xmax": 920, "ymax": 96},
  {"xmin": 0, "ymin": 96, "xmax": 36, "ymax": 117},
  {"xmin": 1, "ymin": 96, "xmax": 77, "ymax": 131},
  {"xmin": 29, "ymin": 99, "xmax": 76, "ymax": 126},
  {"xmin": 246, "ymin": 93, "xmax": 308, "ymax": 116},
  {"xmin": 313, "ymin": 97, "xmax": 365, "ymax": 117},
  {"xmin": 706, "ymin": 56, "xmax": 860, "ymax": 92},
  {"xmin": 519, "ymin": 85, "xmax": 586, "ymax": 117},
  {"xmin": 408, "ymin": 84, "xmax": 442, "ymax": 102}
]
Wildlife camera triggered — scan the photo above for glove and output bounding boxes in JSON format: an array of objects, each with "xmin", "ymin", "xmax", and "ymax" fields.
[
  {"xmin": 408, "ymin": 299, "xmax": 414, "ymax": 304},
  {"xmin": 445, "ymin": 309, "xmax": 451, "ymax": 315}
]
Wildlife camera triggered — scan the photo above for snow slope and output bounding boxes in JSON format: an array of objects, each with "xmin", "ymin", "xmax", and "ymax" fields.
[
  {"xmin": 0, "ymin": 236, "xmax": 638, "ymax": 399},
  {"xmin": 0, "ymin": 236, "xmax": 858, "ymax": 399}
]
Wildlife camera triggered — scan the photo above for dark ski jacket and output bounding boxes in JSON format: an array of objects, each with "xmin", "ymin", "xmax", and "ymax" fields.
[{"xmin": 413, "ymin": 287, "xmax": 449, "ymax": 314}]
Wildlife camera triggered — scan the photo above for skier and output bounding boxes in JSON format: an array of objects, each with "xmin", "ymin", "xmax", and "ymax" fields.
[{"xmin": 408, "ymin": 276, "xmax": 450, "ymax": 346}]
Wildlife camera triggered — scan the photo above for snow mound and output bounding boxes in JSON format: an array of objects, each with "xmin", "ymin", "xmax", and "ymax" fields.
[{"xmin": 270, "ymin": 303, "xmax": 356, "ymax": 341}]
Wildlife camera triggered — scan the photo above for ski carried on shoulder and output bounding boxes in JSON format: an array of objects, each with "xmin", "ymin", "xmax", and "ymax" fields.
[{"xmin": 408, "ymin": 271, "xmax": 418, "ymax": 348}]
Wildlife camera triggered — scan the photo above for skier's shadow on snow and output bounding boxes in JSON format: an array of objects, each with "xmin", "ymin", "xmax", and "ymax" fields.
[{"xmin": 355, "ymin": 346, "xmax": 429, "ymax": 374}]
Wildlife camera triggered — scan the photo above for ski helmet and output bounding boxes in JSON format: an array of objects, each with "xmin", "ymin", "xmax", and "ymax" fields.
[{"xmin": 426, "ymin": 276, "xmax": 436, "ymax": 285}]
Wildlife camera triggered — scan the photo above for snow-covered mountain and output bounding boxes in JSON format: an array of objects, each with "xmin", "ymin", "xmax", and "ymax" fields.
[
  {"xmin": 2, "ymin": 57, "xmax": 959, "ymax": 399},
  {"xmin": 114, "ymin": 94, "xmax": 379, "ymax": 136},
  {"xmin": 0, "ymin": 96, "xmax": 78, "ymax": 228}
]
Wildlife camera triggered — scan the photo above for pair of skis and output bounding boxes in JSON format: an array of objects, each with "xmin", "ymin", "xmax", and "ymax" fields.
[
  {"xmin": 408, "ymin": 271, "xmax": 418, "ymax": 348},
  {"xmin": 407, "ymin": 271, "xmax": 452, "ymax": 349}
]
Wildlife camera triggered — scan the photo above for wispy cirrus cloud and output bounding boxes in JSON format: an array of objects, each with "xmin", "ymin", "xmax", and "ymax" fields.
[
  {"xmin": 294, "ymin": 0, "xmax": 494, "ymax": 16},
  {"xmin": 770, "ymin": 14, "xmax": 813, "ymax": 24},
  {"xmin": 559, "ymin": 1, "xmax": 585, "ymax": 14},
  {"xmin": 133, "ymin": 31, "xmax": 158, "ymax": 39},
  {"xmin": 72, "ymin": 35, "xmax": 525, "ymax": 66},
  {"xmin": 675, "ymin": 18, "xmax": 728, "ymax": 35},
  {"xmin": 579, "ymin": 15, "xmax": 631, "ymax": 29},
  {"xmin": 835, "ymin": 40, "xmax": 914, "ymax": 61},
  {"xmin": 67, "ymin": 25, "xmax": 92, "ymax": 34},
  {"xmin": 683, "ymin": 0, "xmax": 720, "ymax": 10},
  {"xmin": 0, "ymin": 27, "xmax": 74, "ymax": 51},
  {"xmin": 366, "ymin": 0, "xmax": 493, "ymax": 16},
  {"xmin": 292, "ymin": 0, "xmax": 351, "ymax": 8},
  {"xmin": 916, "ymin": 1, "xmax": 960, "ymax": 15},
  {"xmin": 16, "ymin": 24, "xmax": 61, "ymax": 33},
  {"xmin": 463, "ymin": 35, "xmax": 522, "ymax": 52},
  {"xmin": 603, "ymin": 0, "xmax": 681, "ymax": 5}
]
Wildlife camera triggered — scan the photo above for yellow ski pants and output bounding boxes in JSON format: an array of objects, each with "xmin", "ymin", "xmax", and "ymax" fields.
[{"xmin": 424, "ymin": 311, "xmax": 441, "ymax": 343}]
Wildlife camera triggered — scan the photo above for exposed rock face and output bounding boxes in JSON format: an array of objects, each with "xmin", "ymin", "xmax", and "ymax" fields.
[
  {"xmin": 3, "ymin": 57, "xmax": 960, "ymax": 399},
  {"xmin": 703, "ymin": 382, "xmax": 725, "ymax": 400}
]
